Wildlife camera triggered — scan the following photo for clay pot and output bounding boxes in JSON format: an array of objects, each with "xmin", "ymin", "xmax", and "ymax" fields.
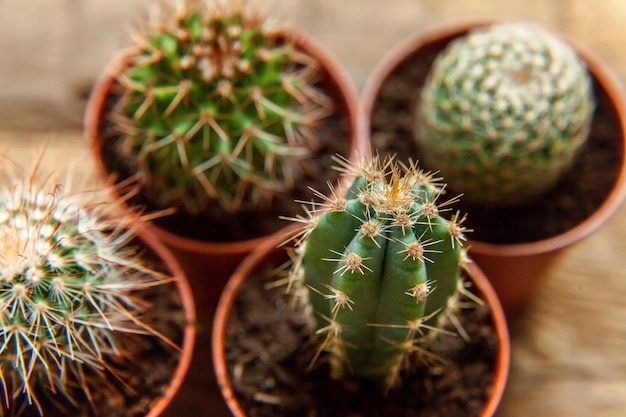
[
  {"xmin": 359, "ymin": 20, "xmax": 626, "ymax": 314},
  {"xmin": 139, "ymin": 226, "xmax": 196, "ymax": 417},
  {"xmin": 84, "ymin": 30, "xmax": 367, "ymax": 309},
  {"xmin": 212, "ymin": 235, "xmax": 510, "ymax": 417}
]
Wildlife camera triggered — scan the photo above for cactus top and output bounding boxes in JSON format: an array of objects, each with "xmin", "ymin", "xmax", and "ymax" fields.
[
  {"xmin": 110, "ymin": 2, "xmax": 332, "ymax": 214},
  {"xmin": 0, "ymin": 173, "xmax": 173, "ymax": 412},
  {"xmin": 416, "ymin": 22, "xmax": 595, "ymax": 204},
  {"xmin": 285, "ymin": 155, "xmax": 472, "ymax": 390}
]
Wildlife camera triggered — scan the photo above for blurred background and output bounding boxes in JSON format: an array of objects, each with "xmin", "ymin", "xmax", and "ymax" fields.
[{"xmin": 1, "ymin": 1, "xmax": 626, "ymax": 416}]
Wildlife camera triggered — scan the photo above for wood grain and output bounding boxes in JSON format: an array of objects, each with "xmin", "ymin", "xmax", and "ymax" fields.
[{"xmin": 1, "ymin": 1, "xmax": 625, "ymax": 416}]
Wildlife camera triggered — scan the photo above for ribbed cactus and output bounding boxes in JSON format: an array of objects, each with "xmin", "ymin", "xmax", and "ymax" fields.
[
  {"xmin": 416, "ymin": 22, "xmax": 595, "ymax": 205},
  {"xmin": 0, "ymin": 172, "xmax": 174, "ymax": 413},
  {"xmin": 286, "ymin": 155, "xmax": 471, "ymax": 390},
  {"xmin": 110, "ymin": 0, "xmax": 332, "ymax": 214}
]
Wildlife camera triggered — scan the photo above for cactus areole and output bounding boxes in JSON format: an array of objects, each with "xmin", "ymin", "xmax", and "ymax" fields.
[
  {"xmin": 0, "ymin": 174, "xmax": 181, "ymax": 414},
  {"xmin": 416, "ymin": 22, "xmax": 595, "ymax": 205},
  {"xmin": 111, "ymin": 4, "xmax": 332, "ymax": 215},
  {"xmin": 287, "ymin": 155, "xmax": 473, "ymax": 390}
]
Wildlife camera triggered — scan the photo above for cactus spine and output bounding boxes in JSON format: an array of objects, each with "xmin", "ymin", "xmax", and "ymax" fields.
[
  {"xmin": 0, "ymin": 169, "xmax": 175, "ymax": 414},
  {"xmin": 416, "ymin": 22, "xmax": 595, "ymax": 204},
  {"xmin": 287, "ymin": 155, "xmax": 472, "ymax": 390},
  {"xmin": 110, "ymin": 0, "xmax": 332, "ymax": 214}
]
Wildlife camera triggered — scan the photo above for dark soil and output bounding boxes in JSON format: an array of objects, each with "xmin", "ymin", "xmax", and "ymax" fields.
[
  {"xmin": 224, "ymin": 254, "xmax": 499, "ymax": 417},
  {"xmin": 96, "ymin": 58, "xmax": 354, "ymax": 244},
  {"xmin": 369, "ymin": 30, "xmax": 624, "ymax": 244},
  {"xmin": 2, "ymin": 244, "xmax": 187, "ymax": 417}
]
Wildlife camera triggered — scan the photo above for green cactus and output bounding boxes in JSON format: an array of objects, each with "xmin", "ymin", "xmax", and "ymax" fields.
[
  {"xmin": 110, "ymin": 1, "xmax": 332, "ymax": 214},
  {"xmin": 0, "ymin": 172, "xmax": 176, "ymax": 414},
  {"xmin": 416, "ymin": 22, "xmax": 595, "ymax": 205},
  {"xmin": 286, "ymin": 155, "xmax": 472, "ymax": 390}
]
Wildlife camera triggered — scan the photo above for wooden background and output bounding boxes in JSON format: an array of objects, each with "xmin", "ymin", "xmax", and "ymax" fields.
[{"xmin": 2, "ymin": 1, "xmax": 626, "ymax": 416}]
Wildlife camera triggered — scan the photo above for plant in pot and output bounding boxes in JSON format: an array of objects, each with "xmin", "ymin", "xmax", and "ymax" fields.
[
  {"xmin": 0, "ymin": 157, "xmax": 195, "ymax": 416},
  {"xmin": 361, "ymin": 20, "xmax": 626, "ymax": 313},
  {"xmin": 84, "ymin": 0, "xmax": 365, "ymax": 305},
  {"xmin": 212, "ymin": 154, "xmax": 510, "ymax": 416}
]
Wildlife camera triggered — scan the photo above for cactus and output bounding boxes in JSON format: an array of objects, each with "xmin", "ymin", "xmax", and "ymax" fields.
[
  {"xmin": 415, "ymin": 22, "xmax": 595, "ymax": 205},
  {"xmin": 285, "ymin": 155, "xmax": 473, "ymax": 390},
  {"xmin": 109, "ymin": 0, "xmax": 332, "ymax": 215},
  {"xmin": 0, "ymin": 170, "xmax": 176, "ymax": 414}
]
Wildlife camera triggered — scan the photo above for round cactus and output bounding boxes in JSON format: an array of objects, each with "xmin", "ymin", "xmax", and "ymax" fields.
[
  {"xmin": 0, "ymin": 173, "xmax": 175, "ymax": 413},
  {"xmin": 286, "ymin": 155, "xmax": 472, "ymax": 390},
  {"xmin": 109, "ymin": 1, "xmax": 332, "ymax": 215},
  {"xmin": 415, "ymin": 22, "xmax": 595, "ymax": 205}
]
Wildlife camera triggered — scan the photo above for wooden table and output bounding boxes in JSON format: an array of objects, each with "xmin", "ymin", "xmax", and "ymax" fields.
[{"xmin": 2, "ymin": 1, "xmax": 626, "ymax": 416}]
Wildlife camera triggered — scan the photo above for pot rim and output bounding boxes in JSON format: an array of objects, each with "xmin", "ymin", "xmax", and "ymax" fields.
[
  {"xmin": 137, "ymin": 224, "xmax": 197, "ymax": 417},
  {"xmin": 359, "ymin": 18, "xmax": 626, "ymax": 258},
  {"xmin": 211, "ymin": 235, "xmax": 510, "ymax": 417},
  {"xmin": 84, "ymin": 29, "xmax": 368, "ymax": 257}
]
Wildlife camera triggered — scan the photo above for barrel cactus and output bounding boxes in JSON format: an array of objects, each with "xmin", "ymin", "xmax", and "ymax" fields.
[
  {"xmin": 0, "ymin": 171, "xmax": 175, "ymax": 413},
  {"xmin": 286, "ymin": 155, "xmax": 473, "ymax": 390},
  {"xmin": 110, "ymin": 0, "xmax": 332, "ymax": 214},
  {"xmin": 415, "ymin": 22, "xmax": 595, "ymax": 205}
]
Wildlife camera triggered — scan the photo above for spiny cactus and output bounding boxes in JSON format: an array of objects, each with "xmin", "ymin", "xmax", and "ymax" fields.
[
  {"xmin": 416, "ymin": 22, "xmax": 595, "ymax": 205},
  {"xmin": 286, "ymin": 155, "xmax": 474, "ymax": 390},
  {"xmin": 0, "ymin": 171, "xmax": 176, "ymax": 414},
  {"xmin": 110, "ymin": 0, "xmax": 332, "ymax": 215}
]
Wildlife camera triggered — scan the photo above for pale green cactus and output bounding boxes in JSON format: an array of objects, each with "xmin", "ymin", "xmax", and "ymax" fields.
[
  {"xmin": 416, "ymin": 22, "xmax": 595, "ymax": 205},
  {"xmin": 110, "ymin": 0, "xmax": 332, "ymax": 214},
  {"xmin": 286, "ymin": 155, "xmax": 473, "ymax": 390},
  {"xmin": 0, "ymin": 170, "xmax": 176, "ymax": 414}
]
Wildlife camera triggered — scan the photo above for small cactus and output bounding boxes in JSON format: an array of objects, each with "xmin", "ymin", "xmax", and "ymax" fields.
[
  {"xmin": 0, "ymin": 169, "xmax": 176, "ymax": 413},
  {"xmin": 416, "ymin": 22, "xmax": 595, "ymax": 205},
  {"xmin": 286, "ymin": 155, "xmax": 473, "ymax": 390},
  {"xmin": 109, "ymin": 0, "xmax": 332, "ymax": 215}
]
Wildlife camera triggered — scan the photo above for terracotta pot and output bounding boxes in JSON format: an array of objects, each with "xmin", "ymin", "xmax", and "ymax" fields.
[
  {"xmin": 84, "ymin": 30, "xmax": 367, "ymax": 309},
  {"xmin": 139, "ymin": 225, "xmax": 197, "ymax": 417},
  {"xmin": 212, "ymin": 235, "xmax": 510, "ymax": 417},
  {"xmin": 360, "ymin": 19, "xmax": 626, "ymax": 314}
]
